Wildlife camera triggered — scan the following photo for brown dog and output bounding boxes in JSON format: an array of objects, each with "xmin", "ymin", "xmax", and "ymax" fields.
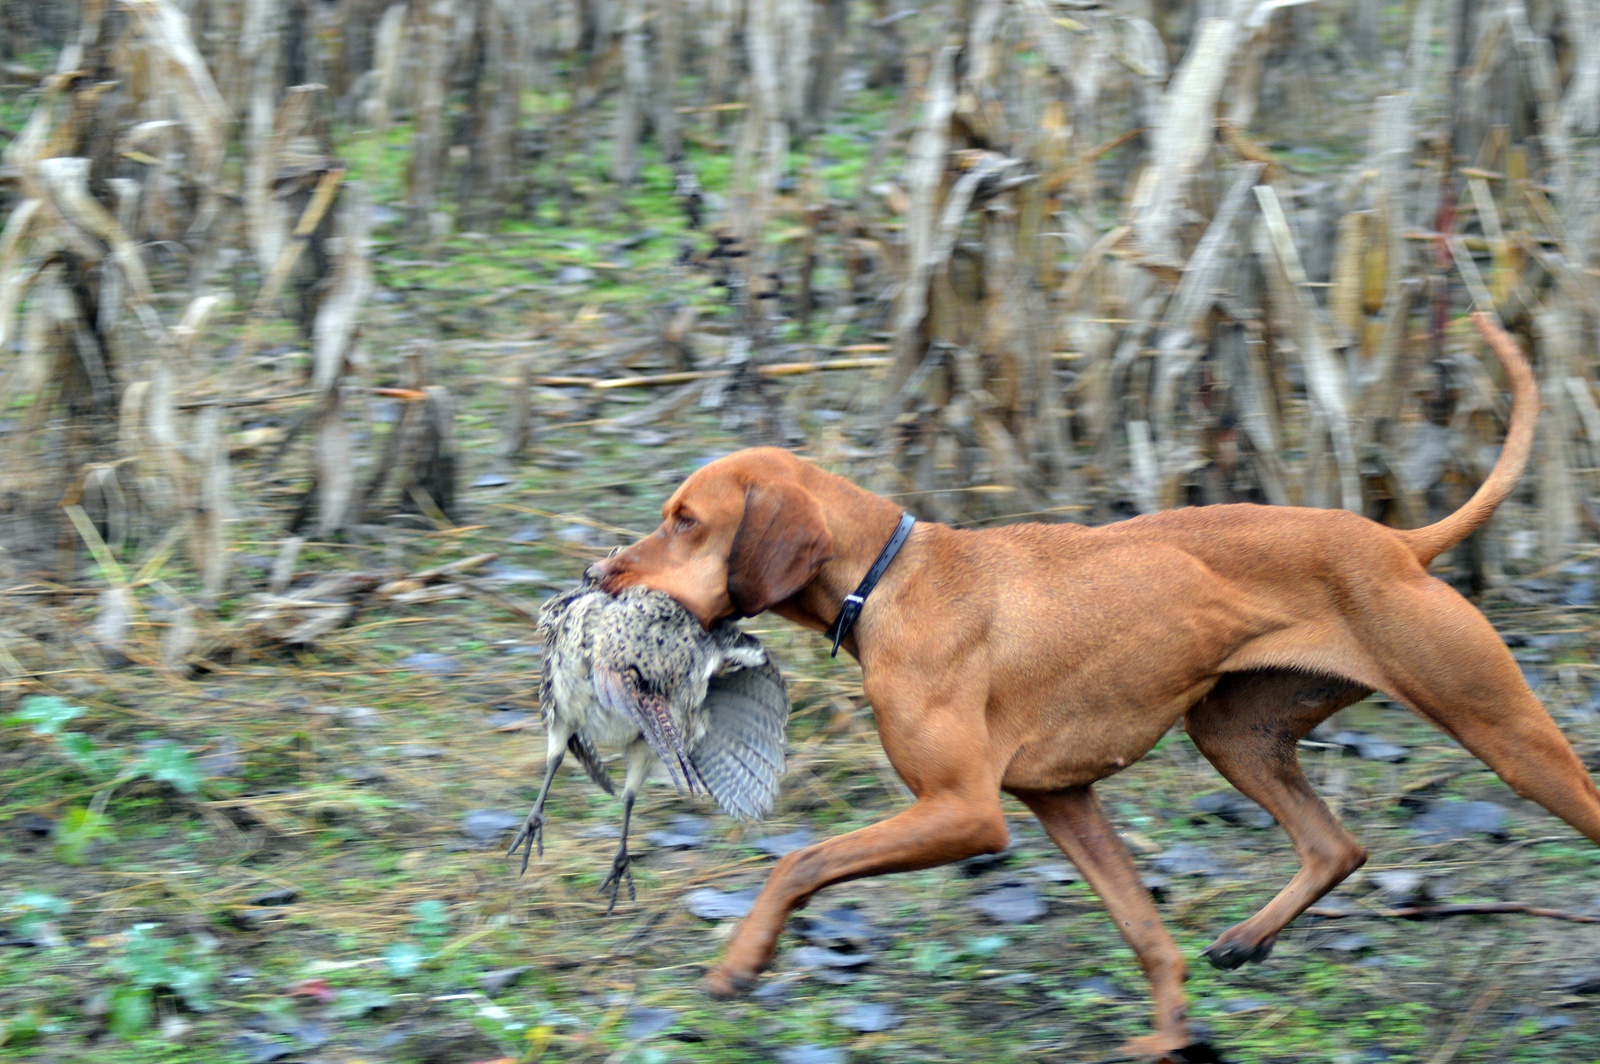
[{"xmin": 587, "ymin": 313, "xmax": 1600, "ymax": 1061}]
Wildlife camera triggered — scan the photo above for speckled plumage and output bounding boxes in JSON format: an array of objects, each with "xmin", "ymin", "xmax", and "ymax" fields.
[{"xmin": 508, "ymin": 579, "xmax": 788, "ymax": 908}]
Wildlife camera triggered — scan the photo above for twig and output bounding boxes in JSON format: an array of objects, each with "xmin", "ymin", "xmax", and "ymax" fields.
[
  {"xmin": 530, "ymin": 356, "xmax": 890, "ymax": 391},
  {"xmin": 408, "ymin": 553, "xmax": 497, "ymax": 581},
  {"xmin": 175, "ymin": 390, "xmax": 313, "ymax": 411},
  {"xmin": 1427, "ymin": 971, "xmax": 1511, "ymax": 1064},
  {"xmin": 1307, "ymin": 901, "xmax": 1600, "ymax": 923},
  {"xmin": 453, "ymin": 576, "xmax": 545, "ymax": 626}
]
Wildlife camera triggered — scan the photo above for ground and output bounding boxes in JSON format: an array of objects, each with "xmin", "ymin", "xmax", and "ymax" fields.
[
  {"xmin": 5, "ymin": 361, "xmax": 1600, "ymax": 1062},
  {"xmin": 3, "ymin": 61, "xmax": 1600, "ymax": 1064}
]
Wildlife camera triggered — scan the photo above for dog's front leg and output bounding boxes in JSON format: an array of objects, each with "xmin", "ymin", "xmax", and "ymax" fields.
[
  {"xmin": 705, "ymin": 787, "xmax": 1009, "ymax": 996},
  {"xmin": 1012, "ymin": 785, "xmax": 1199, "ymax": 1060}
]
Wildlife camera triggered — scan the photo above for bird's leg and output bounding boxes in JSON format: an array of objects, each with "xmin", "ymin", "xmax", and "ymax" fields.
[
  {"xmin": 599, "ymin": 789, "xmax": 637, "ymax": 913},
  {"xmin": 599, "ymin": 743, "xmax": 654, "ymax": 911},
  {"xmin": 507, "ymin": 747, "xmax": 565, "ymax": 876}
]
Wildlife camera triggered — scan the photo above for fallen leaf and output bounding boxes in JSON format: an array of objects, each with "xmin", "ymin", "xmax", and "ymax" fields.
[
  {"xmin": 644, "ymin": 815, "xmax": 707, "ymax": 850},
  {"xmin": 1149, "ymin": 843, "xmax": 1232, "ymax": 878},
  {"xmin": 1332, "ymin": 730, "xmax": 1409, "ymax": 763},
  {"xmin": 286, "ymin": 978, "xmax": 335, "ymax": 1003},
  {"xmin": 398, "ymin": 653, "xmax": 461, "ymax": 675},
  {"xmin": 968, "ymin": 881, "xmax": 1046, "ymax": 924},
  {"xmin": 460, "ymin": 809, "xmax": 523, "ymax": 845},
  {"xmin": 623, "ymin": 1006, "xmax": 676, "ymax": 1039},
  {"xmin": 1410, "ymin": 800, "xmax": 1508, "ymax": 843},
  {"xmin": 1316, "ymin": 932, "xmax": 1373, "ymax": 956},
  {"xmin": 749, "ymin": 829, "xmax": 812, "ymax": 858},
  {"xmin": 198, "ymin": 737, "xmax": 244, "ymax": 777},
  {"xmin": 1077, "ymin": 976, "xmax": 1131, "ymax": 999},
  {"xmin": 776, "ymin": 1046, "xmax": 845, "ymax": 1064},
  {"xmin": 834, "ymin": 1001, "xmax": 902, "ymax": 1032},
  {"xmin": 476, "ymin": 967, "xmax": 528, "ymax": 994},
  {"xmin": 326, "ymin": 988, "xmax": 393, "ymax": 1019},
  {"xmin": 684, "ymin": 887, "xmax": 757, "ymax": 920},
  {"xmin": 794, "ymin": 907, "xmax": 889, "ymax": 950},
  {"xmin": 231, "ymin": 1032, "xmax": 293, "ymax": 1063},
  {"xmin": 1369, "ymin": 870, "xmax": 1429, "ymax": 904},
  {"xmin": 1191, "ymin": 790, "xmax": 1275, "ymax": 828},
  {"xmin": 790, "ymin": 945, "xmax": 875, "ymax": 970},
  {"xmin": 1025, "ymin": 861, "xmax": 1078, "ymax": 884}
]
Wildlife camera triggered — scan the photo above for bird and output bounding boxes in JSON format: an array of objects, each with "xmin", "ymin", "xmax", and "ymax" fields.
[{"xmin": 507, "ymin": 578, "xmax": 788, "ymax": 910}]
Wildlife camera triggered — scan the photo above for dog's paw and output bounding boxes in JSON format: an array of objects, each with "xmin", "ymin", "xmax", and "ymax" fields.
[
  {"xmin": 1200, "ymin": 935, "xmax": 1274, "ymax": 970},
  {"xmin": 703, "ymin": 965, "xmax": 757, "ymax": 1000},
  {"xmin": 1121, "ymin": 1034, "xmax": 1227, "ymax": 1063}
]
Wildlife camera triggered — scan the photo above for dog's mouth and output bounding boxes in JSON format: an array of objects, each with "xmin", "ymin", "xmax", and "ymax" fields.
[
  {"xmin": 582, "ymin": 541, "xmax": 734, "ymax": 629},
  {"xmin": 588, "ymin": 571, "xmax": 718, "ymax": 628},
  {"xmin": 584, "ymin": 550, "xmax": 628, "ymax": 589}
]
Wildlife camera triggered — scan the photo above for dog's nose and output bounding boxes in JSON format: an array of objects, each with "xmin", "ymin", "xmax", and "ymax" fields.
[{"xmin": 587, "ymin": 552, "xmax": 622, "ymax": 581}]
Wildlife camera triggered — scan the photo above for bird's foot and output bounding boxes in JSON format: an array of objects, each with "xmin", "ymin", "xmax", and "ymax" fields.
[
  {"xmin": 599, "ymin": 848, "xmax": 635, "ymax": 913},
  {"xmin": 505, "ymin": 808, "xmax": 548, "ymax": 876}
]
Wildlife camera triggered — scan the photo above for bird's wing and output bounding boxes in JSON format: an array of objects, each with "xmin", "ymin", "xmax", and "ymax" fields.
[
  {"xmin": 537, "ymin": 583, "xmax": 600, "ymax": 724},
  {"xmin": 537, "ymin": 584, "xmax": 615, "ymax": 793},
  {"xmin": 592, "ymin": 663, "xmax": 704, "ymax": 796},
  {"xmin": 537, "ymin": 662, "xmax": 555, "ymax": 724},
  {"xmin": 688, "ymin": 656, "xmax": 789, "ymax": 821},
  {"xmin": 536, "ymin": 645, "xmax": 614, "ymax": 795},
  {"xmin": 706, "ymin": 621, "xmax": 768, "ymax": 673},
  {"xmin": 566, "ymin": 730, "xmax": 615, "ymax": 795},
  {"xmin": 535, "ymin": 580, "xmax": 595, "ymax": 639}
]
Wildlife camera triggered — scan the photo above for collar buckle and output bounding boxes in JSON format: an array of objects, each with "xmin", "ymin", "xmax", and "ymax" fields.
[{"xmin": 825, "ymin": 512, "xmax": 915, "ymax": 658}]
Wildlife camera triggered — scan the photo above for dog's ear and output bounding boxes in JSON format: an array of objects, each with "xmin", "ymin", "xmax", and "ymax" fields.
[{"xmin": 727, "ymin": 482, "xmax": 834, "ymax": 617}]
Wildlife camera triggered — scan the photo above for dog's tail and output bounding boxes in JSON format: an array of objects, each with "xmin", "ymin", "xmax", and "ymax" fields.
[{"xmin": 1399, "ymin": 312, "xmax": 1539, "ymax": 568}]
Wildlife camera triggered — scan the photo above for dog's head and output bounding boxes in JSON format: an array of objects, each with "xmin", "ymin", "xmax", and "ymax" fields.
[{"xmin": 588, "ymin": 448, "xmax": 835, "ymax": 628}]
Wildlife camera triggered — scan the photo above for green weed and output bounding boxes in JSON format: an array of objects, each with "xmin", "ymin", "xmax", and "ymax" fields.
[{"xmin": 102, "ymin": 923, "xmax": 220, "ymax": 1037}]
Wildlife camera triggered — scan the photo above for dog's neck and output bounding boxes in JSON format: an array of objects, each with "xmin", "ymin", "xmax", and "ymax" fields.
[{"xmin": 772, "ymin": 472, "xmax": 917, "ymax": 658}]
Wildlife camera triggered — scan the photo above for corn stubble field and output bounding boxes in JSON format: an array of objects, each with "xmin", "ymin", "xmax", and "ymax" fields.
[{"xmin": 4, "ymin": 1, "xmax": 1600, "ymax": 1062}]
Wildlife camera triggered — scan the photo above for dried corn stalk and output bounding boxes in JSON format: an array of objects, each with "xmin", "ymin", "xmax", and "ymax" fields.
[{"xmin": 0, "ymin": 0, "xmax": 222, "ymax": 527}]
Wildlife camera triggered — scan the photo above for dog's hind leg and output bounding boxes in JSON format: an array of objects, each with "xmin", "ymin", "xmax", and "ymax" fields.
[
  {"xmin": 1371, "ymin": 583, "xmax": 1600, "ymax": 848},
  {"xmin": 1183, "ymin": 670, "xmax": 1371, "ymax": 970}
]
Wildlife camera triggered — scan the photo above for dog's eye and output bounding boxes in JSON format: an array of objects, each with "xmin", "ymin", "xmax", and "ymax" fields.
[{"xmin": 674, "ymin": 514, "xmax": 697, "ymax": 534}]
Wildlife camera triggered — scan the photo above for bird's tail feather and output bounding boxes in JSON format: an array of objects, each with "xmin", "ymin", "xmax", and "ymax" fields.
[{"xmin": 593, "ymin": 664, "xmax": 704, "ymax": 796}]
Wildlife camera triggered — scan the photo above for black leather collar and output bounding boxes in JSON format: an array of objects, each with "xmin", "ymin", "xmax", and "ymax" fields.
[{"xmin": 825, "ymin": 512, "xmax": 916, "ymax": 657}]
